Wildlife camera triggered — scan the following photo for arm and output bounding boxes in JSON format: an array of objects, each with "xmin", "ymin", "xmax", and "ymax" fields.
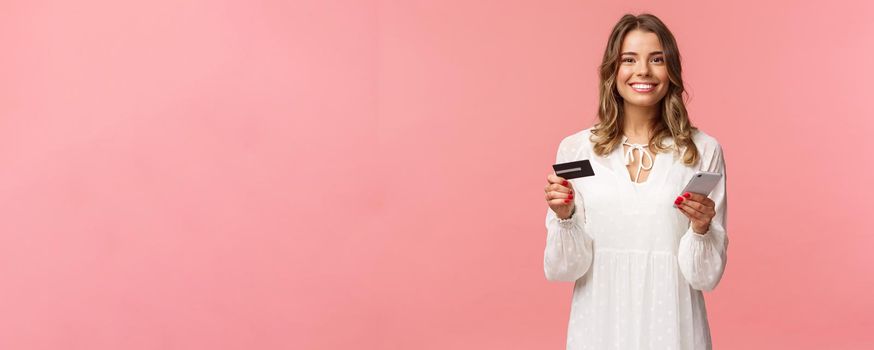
[
  {"xmin": 677, "ymin": 144, "xmax": 730, "ymax": 291},
  {"xmin": 544, "ymin": 205, "xmax": 594, "ymax": 282},
  {"xmin": 543, "ymin": 139, "xmax": 594, "ymax": 282}
]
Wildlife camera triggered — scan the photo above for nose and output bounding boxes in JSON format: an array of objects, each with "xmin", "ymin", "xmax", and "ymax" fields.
[{"xmin": 635, "ymin": 61, "xmax": 650, "ymax": 76}]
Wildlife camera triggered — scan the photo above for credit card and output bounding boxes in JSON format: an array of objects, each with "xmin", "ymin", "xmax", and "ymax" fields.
[{"xmin": 552, "ymin": 159, "xmax": 595, "ymax": 180}]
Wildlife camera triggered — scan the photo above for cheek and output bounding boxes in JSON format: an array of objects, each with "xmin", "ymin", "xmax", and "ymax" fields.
[
  {"xmin": 655, "ymin": 70, "xmax": 670, "ymax": 94},
  {"xmin": 655, "ymin": 69, "xmax": 669, "ymax": 84},
  {"xmin": 616, "ymin": 67, "xmax": 633, "ymax": 81},
  {"xmin": 658, "ymin": 79, "xmax": 670, "ymax": 97},
  {"xmin": 615, "ymin": 68, "xmax": 633, "ymax": 94}
]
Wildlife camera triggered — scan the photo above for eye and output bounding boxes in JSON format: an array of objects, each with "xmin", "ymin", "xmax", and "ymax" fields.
[
  {"xmin": 652, "ymin": 56, "xmax": 665, "ymax": 63},
  {"xmin": 621, "ymin": 57, "xmax": 634, "ymax": 63}
]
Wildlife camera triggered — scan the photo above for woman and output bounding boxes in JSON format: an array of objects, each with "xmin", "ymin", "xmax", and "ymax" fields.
[{"xmin": 542, "ymin": 13, "xmax": 729, "ymax": 349}]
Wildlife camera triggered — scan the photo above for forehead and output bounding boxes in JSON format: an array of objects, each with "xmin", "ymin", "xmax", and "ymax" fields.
[{"xmin": 620, "ymin": 29, "xmax": 663, "ymax": 53}]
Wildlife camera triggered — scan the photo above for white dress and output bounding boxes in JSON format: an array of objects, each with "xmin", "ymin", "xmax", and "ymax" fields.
[{"xmin": 544, "ymin": 127, "xmax": 729, "ymax": 350}]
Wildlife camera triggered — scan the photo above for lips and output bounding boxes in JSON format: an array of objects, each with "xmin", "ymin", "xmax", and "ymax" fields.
[{"xmin": 630, "ymin": 82, "xmax": 657, "ymax": 92}]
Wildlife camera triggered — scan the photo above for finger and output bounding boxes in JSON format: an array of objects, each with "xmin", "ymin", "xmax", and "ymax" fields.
[
  {"xmin": 674, "ymin": 195, "xmax": 700, "ymax": 213},
  {"xmin": 681, "ymin": 191, "xmax": 708, "ymax": 203},
  {"xmin": 546, "ymin": 174, "xmax": 567, "ymax": 185},
  {"xmin": 546, "ymin": 190, "xmax": 573, "ymax": 199},
  {"xmin": 677, "ymin": 203, "xmax": 692, "ymax": 219},
  {"xmin": 546, "ymin": 192, "xmax": 575, "ymax": 205},
  {"xmin": 680, "ymin": 199, "xmax": 708, "ymax": 215},
  {"xmin": 681, "ymin": 201, "xmax": 712, "ymax": 219},
  {"xmin": 545, "ymin": 183, "xmax": 573, "ymax": 194},
  {"xmin": 678, "ymin": 201, "xmax": 706, "ymax": 222},
  {"xmin": 683, "ymin": 198, "xmax": 715, "ymax": 217},
  {"xmin": 546, "ymin": 174, "xmax": 574, "ymax": 190},
  {"xmin": 677, "ymin": 194, "xmax": 703, "ymax": 207},
  {"xmin": 547, "ymin": 189, "xmax": 574, "ymax": 200},
  {"xmin": 548, "ymin": 199, "xmax": 575, "ymax": 207},
  {"xmin": 676, "ymin": 194, "xmax": 715, "ymax": 213}
]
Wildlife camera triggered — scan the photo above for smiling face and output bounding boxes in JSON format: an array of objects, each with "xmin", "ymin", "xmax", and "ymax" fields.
[{"xmin": 615, "ymin": 29, "xmax": 670, "ymax": 109}]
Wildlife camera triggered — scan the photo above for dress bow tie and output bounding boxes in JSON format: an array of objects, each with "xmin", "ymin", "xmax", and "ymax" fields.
[{"xmin": 623, "ymin": 141, "xmax": 653, "ymax": 183}]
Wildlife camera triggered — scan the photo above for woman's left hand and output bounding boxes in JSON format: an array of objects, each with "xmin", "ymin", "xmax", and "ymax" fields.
[{"xmin": 675, "ymin": 192, "xmax": 715, "ymax": 234}]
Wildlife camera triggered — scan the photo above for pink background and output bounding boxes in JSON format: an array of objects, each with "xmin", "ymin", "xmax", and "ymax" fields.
[{"xmin": 1, "ymin": 0, "xmax": 872, "ymax": 349}]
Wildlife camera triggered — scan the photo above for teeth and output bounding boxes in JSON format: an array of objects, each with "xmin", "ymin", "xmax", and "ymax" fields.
[{"xmin": 631, "ymin": 84, "xmax": 654, "ymax": 89}]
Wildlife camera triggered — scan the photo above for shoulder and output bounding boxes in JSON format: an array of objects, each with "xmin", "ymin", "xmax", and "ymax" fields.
[
  {"xmin": 690, "ymin": 128, "xmax": 725, "ymax": 169},
  {"xmin": 556, "ymin": 126, "xmax": 595, "ymax": 156},
  {"xmin": 691, "ymin": 128, "xmax": 723, "ymax": 155},
  {"xmin": 558, "ymin": 126, "xmax": 596, "ymax": 148}
]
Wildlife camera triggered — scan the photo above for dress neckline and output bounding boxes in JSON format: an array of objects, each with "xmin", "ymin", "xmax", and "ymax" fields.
[{"xmin": 620, "ymin": 135, "xmax": 656, "ymax": 186}]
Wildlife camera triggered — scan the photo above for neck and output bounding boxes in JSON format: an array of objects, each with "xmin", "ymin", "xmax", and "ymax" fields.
[{"xmin": 622, "ymin": 103, "xmax": 659, "ymax": 141}]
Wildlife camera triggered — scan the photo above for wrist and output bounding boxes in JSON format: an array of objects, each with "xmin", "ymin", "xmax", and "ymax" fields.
[{"xmin": 557, "ymin": 206, "xmax": 576, "ymax": 220}]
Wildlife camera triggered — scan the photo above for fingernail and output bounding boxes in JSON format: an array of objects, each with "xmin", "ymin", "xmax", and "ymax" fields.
[
  {"xmin": 569, "ymin": 194, "xmax": 574, "ymax": 199},
  {"xmin": 562, "ymin": 180, "xmax": 568, "ymax": 186},
  {"xmin": 683, "ymin": 192, "xmax": 691, "ymax": 198},
  {"xmin": 564, "ymin": 199, "xmax": 570, "ymax": 203}
]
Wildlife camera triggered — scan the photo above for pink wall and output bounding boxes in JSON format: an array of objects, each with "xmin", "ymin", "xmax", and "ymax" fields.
[{"xmin": 1, "ymin": 0, "xmax": 871, "ymax": 349}]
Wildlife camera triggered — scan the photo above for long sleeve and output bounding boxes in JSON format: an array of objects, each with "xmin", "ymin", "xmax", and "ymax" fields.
[
  {"xmin": 543, "ymin": 138, "xmax": 594, "ymax": 282},
  {"xmin": 678, "ymin": 143, "xmax": 730, "ymax": 291}
]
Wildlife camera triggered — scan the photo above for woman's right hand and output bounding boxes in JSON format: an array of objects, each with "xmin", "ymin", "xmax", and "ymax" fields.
[{"xmin": 545, "ymin": 174, "xmax": 576, "ymax": 219}]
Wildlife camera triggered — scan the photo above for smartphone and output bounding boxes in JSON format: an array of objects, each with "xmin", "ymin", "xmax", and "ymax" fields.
[{"xmin": 674, "ymin": 171, "xmax": 722, "ymax": 207}]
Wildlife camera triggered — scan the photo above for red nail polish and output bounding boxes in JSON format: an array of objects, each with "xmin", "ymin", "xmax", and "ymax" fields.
[
  {"xmin": 569, "ymin": 194, "xmax": 574, "ymax": 199},
  {"xmin": 562, "ymin": 180, "xmax": 568, "ymax": 186},
  {"xmin": 683, "ymin": 192, "xmax": 691, "ymax": 198},
  {"xmin": 564, "ymin": 199, "xmax": 570, "ymax": 203}
]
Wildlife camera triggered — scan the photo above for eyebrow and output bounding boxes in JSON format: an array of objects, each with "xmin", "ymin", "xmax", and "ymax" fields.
[{"xmin": 620, "ymin": 51, "xmax": 664, "ymax": 56}]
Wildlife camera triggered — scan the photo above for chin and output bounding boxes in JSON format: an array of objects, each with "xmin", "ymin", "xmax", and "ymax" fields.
[
  {"xmin": 624, "ymin": 93, "xmax": 667, "ymax": 107},
  {"xmin": 625, "ymin": 98, "xmax": 661, "ymax": 108}
]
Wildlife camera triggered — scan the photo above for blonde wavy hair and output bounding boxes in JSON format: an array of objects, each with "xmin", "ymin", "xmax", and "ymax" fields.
[{"xmin": 589, "ymin": 13, "xmax": 699, "ymax": 166}]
